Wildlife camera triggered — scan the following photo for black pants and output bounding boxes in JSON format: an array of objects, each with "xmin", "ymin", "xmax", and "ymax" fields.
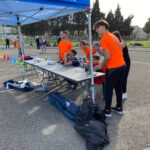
[
  {"xmin": 6, "ymin": 43, "xmax": 9, "ymax": 49},
  {"xmin": 36, "ymin": 43, "xmax": 40, "ymax": 49},
  {"xmin": 122, "ymin": 61, "xmax": 130, "ymax": 93},
  {"xmin": 105, "ymin": 65, "xmax": 125, "ymax": 110}
]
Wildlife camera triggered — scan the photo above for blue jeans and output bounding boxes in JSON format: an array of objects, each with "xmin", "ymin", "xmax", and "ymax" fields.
[{"xmin": 42, "ymin": 45, "xmax": 46, "ymax": 53}]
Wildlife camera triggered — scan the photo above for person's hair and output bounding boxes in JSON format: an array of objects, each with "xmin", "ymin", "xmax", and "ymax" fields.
[
  {"xmin": 80, "ymin": 40, "xmax": 87, "ymax": 45},
  {"xmin": 93, "ymin": 20, "xmax": 109, "ymax": 30},
  {"xmin": 17, "ymin": 36, "xmax": 19, "ymax": 38},
  {"xmin": 70, "ymin": 49, "xmax": 77, "ymax": 56},
  {"xmin": 93, "ymin": 42, "xmax": 100, "ymax": 47},
  {"xmin": 93, "ymin": 54, "xmax": 100, "ymax": 60},
  {"xmin": 113, "ymin": 31, "xmax": 122, "ymax": 42},
  {"xmin": 63, "ymin": 30, "xmax": 69, "ymax": 35}
]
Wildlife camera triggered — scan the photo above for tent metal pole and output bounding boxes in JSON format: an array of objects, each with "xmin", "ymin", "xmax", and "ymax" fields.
[
  {"xmin": 18, "ymin": 23, "xmax": 26, "ymax": 80},
  {"xmin": 88, "ymin": 11, "xmax": 95, "ymax": 103}
]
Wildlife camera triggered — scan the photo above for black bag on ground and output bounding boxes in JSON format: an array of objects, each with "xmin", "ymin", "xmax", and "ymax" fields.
[
  {"xmin": 75, "ymin": 101, "xmax": 109, "ymax": 150},
  {"xmin": 4, "ymin": 80, "xmax": 34, "ymax": 92}
]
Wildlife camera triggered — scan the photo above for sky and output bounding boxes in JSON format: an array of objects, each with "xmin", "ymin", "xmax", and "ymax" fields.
[{"xmin": 91, "ymin": 0, "xmax": 150, "ymax": 28}]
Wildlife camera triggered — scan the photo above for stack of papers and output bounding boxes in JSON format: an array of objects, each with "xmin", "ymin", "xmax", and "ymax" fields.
[{"xmin": 47, "ymin": 61, "xmax": 56, "ymax": 65}]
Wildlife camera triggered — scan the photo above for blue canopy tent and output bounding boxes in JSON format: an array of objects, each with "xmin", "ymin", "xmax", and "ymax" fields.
[{"xmin": 0, "ymin": 0, "xmax": 95, "ymax": 103}]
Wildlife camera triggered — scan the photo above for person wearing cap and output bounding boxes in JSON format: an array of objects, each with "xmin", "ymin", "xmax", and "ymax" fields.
[
  {"xmin": 93, "ymin": 42, "xmax": 105, "ymax": 56},
  {"xmin": 93, "ymin": 20, "xmax": 125, "ymax": 117},
  {"xmin": 80, "ymin": 40, "xmax": 96, "ymax": 61}
]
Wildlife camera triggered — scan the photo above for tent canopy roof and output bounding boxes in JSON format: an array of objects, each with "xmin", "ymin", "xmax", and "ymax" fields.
[{"xmin": 0, "ymin": 0, "xmax": 90, "ymax": 26}]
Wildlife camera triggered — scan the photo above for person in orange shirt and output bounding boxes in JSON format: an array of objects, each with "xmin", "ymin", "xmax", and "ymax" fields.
[
  {"xmin": 93, "ymin": 20, "xmax": 125, "ymax": 117},
  {"xmin": 58, "ymin": 31, "xmax": 73, "ymax": 60},
  {"xmin": 80, "ymin": 40, "xmax": 96, "ymax": 61}
]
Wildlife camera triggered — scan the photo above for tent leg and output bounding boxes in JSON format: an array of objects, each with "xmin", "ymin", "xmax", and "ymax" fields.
[
  {"xmin": 18, "ymin": 25, "xmax": 26, "ymax": 80},
  {"xmin": 88, "ymin": 12, "xmax": 95, "ymax": 104}
]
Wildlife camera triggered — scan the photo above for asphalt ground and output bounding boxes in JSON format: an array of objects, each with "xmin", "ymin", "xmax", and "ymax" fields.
[{"xmin": 0, "ymin": 46, "xmax": 150, "ymax": 150}]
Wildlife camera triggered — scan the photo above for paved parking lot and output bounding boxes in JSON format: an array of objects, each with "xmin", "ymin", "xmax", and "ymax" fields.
[{"xmin": 0, "ymin": 46, "xmax": 150, "ymax": 150}]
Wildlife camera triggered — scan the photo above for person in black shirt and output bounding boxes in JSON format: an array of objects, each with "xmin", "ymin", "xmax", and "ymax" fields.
[
  {"xmin": 35, "ymin": 36, "xmax": 40, "ymax": 49},
  {"xmin": 57, "ymin": 31, "xmax": 63, "ymax": 44},
  {"xmin": 5, "ymin": 38, "xmax": 10, "ymax": 49},
  {"xmin": 113, "ymin": 31, "xmax": 131, "ymax": 100}
]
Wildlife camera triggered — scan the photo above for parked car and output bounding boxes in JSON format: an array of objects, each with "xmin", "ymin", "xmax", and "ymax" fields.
[{"xmin": 130, "ymin": 43, "xmax": 143, "ymax": 46}]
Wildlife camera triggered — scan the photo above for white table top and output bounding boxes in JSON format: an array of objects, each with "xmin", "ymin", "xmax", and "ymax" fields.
[{"xmin": 25, "ymin": 58, "xmax": 105, "ymax": 83}]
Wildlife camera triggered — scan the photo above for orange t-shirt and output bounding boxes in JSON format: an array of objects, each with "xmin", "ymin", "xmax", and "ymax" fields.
[
  {"xmin": 58, "ymin": 40, "xmax": 73, "ymax": 59},
  {"xmin": 16, "ymin": 41, "xmax": 20, "ymax": 48},
  {"xmin": 101, "ymin": 32, "xmax": 125, "ymax": 69},
  {"xmin": 81, "ymin": 46, "xmax": 96, "ymax": 61}
]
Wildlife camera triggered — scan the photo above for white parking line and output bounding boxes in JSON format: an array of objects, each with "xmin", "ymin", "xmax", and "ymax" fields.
[
  {"xmin": 0, "ymin": 89, "xmax": 14, "ymax": 94},
  {"xmin": 132, "ymin": 61, "xmax": 150, "ymax": 65}
]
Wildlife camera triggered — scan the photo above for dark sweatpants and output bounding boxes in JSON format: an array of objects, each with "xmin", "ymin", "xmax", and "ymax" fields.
[
  {"xmin": 6, "ymin": 43, "xmax": 9, "ymax": 49},
  {"xmin": 105, "ymin": 65, "xmax": 125, "ymax": 110}
]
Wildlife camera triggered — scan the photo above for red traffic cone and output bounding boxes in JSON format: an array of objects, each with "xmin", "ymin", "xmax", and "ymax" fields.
[{"xmin": 7, "ymin": 56, "xmax": 10, "ymax": 61}]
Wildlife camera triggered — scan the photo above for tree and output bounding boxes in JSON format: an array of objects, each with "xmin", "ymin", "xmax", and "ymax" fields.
[
  {"xmin": 122, "ymin": 15, "xmax": 134, "ymax": 36},
  {"xmin": 114, "ymin": 4, "xmax": 124, "ymax": 32},
  {"xmin": 91, "ymin": 0, "xmax": 105, "ymax": 39},
  {"xmin": 106, "ymin": 10, "xmax": 115, "ymax": 32},
  {"xmin": 72, "ymin": 11, "xmax": 88, "ymax": 36},
  {"xmin": 143, "ymin": 18, "xmax": 150, "ymax": 33},
  {"xmin": 48, "ymin": 18, "xmax": 62, "ymax": 36},
  {"xmin": 48, "ymin": 15, "xmax": 72, "ymax": 36},
  {"xmin": 106, "ymin": 4, "xmax": 133, "ymax": 36},
  {"xmin": 91, "ymin": 0, "xmax": 105, "ymax": 26},
  {"xmin": 21, "ymin": 21, "xmax": 50, "ymax": 36}
]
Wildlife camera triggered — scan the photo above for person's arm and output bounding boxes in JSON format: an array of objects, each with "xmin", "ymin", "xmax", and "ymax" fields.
[
  {"xmin": 58, "ymin": 43, "xmax": 61, "ymax": 60},
  {"xmin": 82, "ymin": 61, "xmax": 87, "ymax": 67},
  {"xmin": 64, "ymin": 61, "xmax": 72, "ymax": 66},
  {"xmin": 82, "ymin": 61, "xmax": 90, "ymax": 67},
  {"xmin": 98, "ymin": 50, "xmax": 110, "ymax": 70},
  {"xmin": 64, "ymin": 53, "xmax": 72, "ymax": 66},
  {"xmin": 120, "ymin": 41, "xmax": 126, "ymax": 48}
]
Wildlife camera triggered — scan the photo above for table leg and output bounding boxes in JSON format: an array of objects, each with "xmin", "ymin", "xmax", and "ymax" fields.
[
  {"xmin": 78, "ymin": 82, "xmax": 85, "ymax": 105},
  {"xmin": 40, "ymin": 69, "xmax": 45, "ymax": 85},
  {"xmin": 23, "ymin": 64, "xmax": 27, "ymax": 80}
]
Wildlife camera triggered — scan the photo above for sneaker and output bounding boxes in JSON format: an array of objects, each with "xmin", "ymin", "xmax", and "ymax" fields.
[
  {"xmin": 36, "ymin": 85, "xmax": 49, "ymax": 92},
  {"xmin": 103, "ymin": 109, "xmax": 112, "ymax": 117},
  {"xmin": 122, "ymin": 93, "xmax": 127, "ymax": 100},
  {"xmin": 111, "ymin": 107, "xmax": 124, "ymax": 115}
]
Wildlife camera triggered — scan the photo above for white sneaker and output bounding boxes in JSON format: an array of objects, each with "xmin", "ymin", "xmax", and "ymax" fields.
[
  {"xmin": 122, "ymin": 93, "xmax": 127, "ymax": 100},
  {"xmin": 36, "ymin": 85, "xmax": 49, "ymax": 92}
]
